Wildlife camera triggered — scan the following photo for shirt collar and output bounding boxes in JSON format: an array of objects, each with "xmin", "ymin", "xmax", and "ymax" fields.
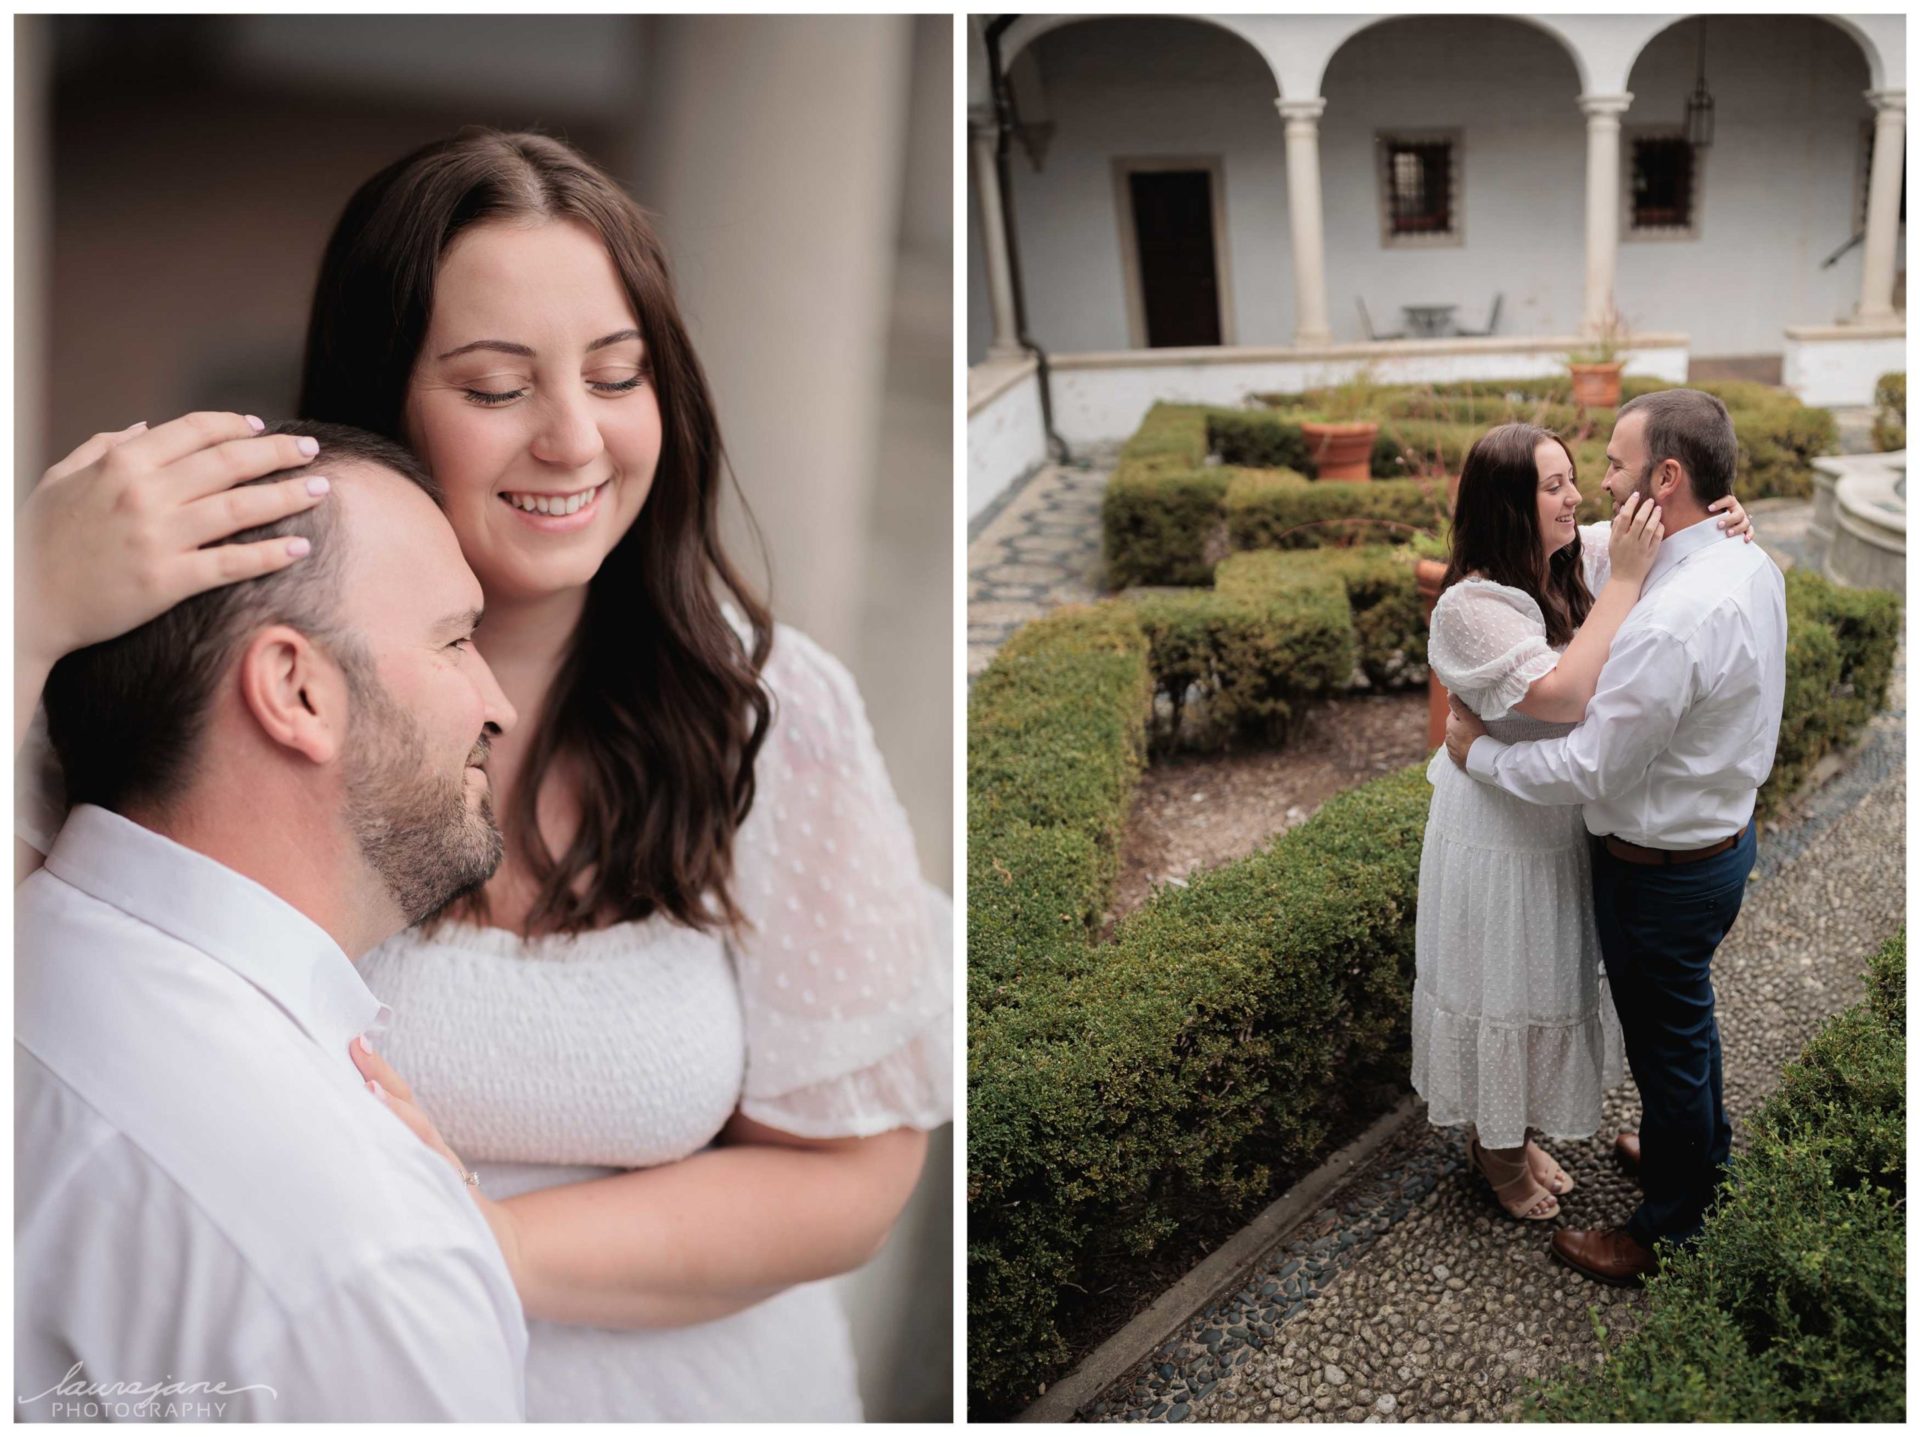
[
  {"xmin": 1641, "ymin": 516, "xmax": 1725, "ymax": 593},
  {"xmin": 45, "ymin": 806, "xmax": 391, "ymax": 1059}
]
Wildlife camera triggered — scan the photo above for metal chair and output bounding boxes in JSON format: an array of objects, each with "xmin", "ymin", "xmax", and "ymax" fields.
[
  {"xmin": 1455, "ymin": 293, "xmax": 1503, "ymax": 338},
  {"xmin": 1356, "ymin": 296, "xmax": 1405, "ymax": 341}
]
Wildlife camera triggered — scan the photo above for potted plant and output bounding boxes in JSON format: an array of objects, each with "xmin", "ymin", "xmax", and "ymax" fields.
[
  {"xmin": 1301, "ymin": 364, "xmax": 1384, "ymax": 482},
  {"xmin": 1566, "ymin": 304, "xmax": 1629, "ymax": 408}
]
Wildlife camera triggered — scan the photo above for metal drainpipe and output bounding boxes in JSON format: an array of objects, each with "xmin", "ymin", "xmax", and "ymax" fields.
[{"xmin": 984, "ymin": 16, "xmax": 1071, "ymax": 465}]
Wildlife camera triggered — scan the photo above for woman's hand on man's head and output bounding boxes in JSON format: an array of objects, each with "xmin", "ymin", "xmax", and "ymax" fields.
[{"xmin": 21, "ymin": 413, "xmax": 331, "ymax": 669}]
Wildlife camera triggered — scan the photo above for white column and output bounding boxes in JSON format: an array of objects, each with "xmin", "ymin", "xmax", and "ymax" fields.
[
  {"xmin": 969, "ymin": 109, "xmax": 1026, "ymax": 359},
  {"xmin": 640, "ymin": 15, "xmax": 909, "ymax": 661},
  {"xmin": 1277, "ymin": 98, "xmax": 1332, "ymax": 347},
  {"xmin": 1578, "ymin": 93, "xmax": 1633, "ymax": 336},
  {"xmin": 1856, "ymin": 89, "xmax": 1906, "ymax": 322}
]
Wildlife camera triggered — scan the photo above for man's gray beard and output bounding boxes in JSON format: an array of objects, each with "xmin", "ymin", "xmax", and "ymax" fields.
[{"xmin": 339, "ymin": 662, "xmax": 503, "ymax": 928}]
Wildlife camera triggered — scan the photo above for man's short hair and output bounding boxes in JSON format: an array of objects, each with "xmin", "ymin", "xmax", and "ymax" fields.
[
  {"xmin": 44, "ymin": 420, "xmax": 438, "ymax": 815},
  {"xmin": 1617, "ymin": 387, "xmax": 1739, "ymax": 505}
]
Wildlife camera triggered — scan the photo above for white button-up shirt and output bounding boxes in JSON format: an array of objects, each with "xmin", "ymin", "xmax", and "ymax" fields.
[
  {"xmin": 1464, "ymin": 517, "xmax": 1788, "ymax": 848},
  {"xmin": 16, "ymin": 806, "xmax": 527, "ymax": 1422}
]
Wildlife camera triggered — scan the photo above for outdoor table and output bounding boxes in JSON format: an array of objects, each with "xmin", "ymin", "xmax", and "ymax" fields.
[{"xmin": 1401, "ymin": 304, "xmax": 1458, "ymax": 338}]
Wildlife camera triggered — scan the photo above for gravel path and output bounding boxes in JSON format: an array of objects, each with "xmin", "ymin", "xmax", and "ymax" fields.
[{"xmin": 1081, "ymin": 647, "xmax": 1904, "ymax": 1423}]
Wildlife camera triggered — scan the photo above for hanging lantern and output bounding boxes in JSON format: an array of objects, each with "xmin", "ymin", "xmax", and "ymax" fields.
[{"xmin": 1685, "ymin": 20, "xmax": 1715, "ymax": 149}]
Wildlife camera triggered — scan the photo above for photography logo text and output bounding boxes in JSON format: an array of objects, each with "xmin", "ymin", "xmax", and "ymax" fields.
[{"xmin": 20, "ymin": 1363, "xmax": 278, "ymax": 1420}]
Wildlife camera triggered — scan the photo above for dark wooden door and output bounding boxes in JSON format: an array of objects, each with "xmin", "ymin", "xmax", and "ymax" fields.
[{"xmin": 1129, "ymin": 169, "xmax": 1222, "ymax": 348}]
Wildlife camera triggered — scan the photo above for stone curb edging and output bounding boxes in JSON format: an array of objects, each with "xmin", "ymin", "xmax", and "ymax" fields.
[{"xmin": 1016, "ymin": 1094, "xmax": 1425, "ymax": 1424}]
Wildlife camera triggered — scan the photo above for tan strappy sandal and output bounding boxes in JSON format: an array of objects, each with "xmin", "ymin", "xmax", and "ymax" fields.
[
  {"xmin": 1525, "ymin": 1137, "xmax": 1574, "ymax": 1196},
  {"xmin": 1469, "ymin": 1135, "xmax": 1560, "ymax": 1221}
]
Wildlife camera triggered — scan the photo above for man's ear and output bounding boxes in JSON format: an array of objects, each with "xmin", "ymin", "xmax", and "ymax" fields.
[
  {"xmin": 1653, "ymin": 458, "xmax": 1689, "ymax": 506},
  {"xmin": 235, "ymin": 625, "xmax": 348, "ymax": 765}
]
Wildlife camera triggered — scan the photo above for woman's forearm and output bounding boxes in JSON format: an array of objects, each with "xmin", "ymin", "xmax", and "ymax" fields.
[
  {"xmin": 1516, "ymin": 579, "xmax": 1641, "ymax": 723},
  {"xmin": 500, "ymin": 1126, "xmax": 929, "ymax": 1329}
]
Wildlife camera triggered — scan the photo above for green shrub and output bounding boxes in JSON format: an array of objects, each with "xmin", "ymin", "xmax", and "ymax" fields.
[
  {"xmin": 1223, "ymin": 468, "xmax": 1443, "ymax": 552},
  {"xmin": 968, "ymin": 765, "xmax": 1430, "ymax": 1410},
  {"xmin": 1867, "ymin": 928, "xmax": 1904, "ymax": 1029},
  {"xmin": 1762, "ymin": 570, "xmax": 1902, "ymax": 815},
  {"xmin": 1128, "ymin": 572, "xmax": 1353, "ymax": 748},
  {"xmin": 1106, "ymin": 378, "xmax": 1828, "ymax": 582},
  {"xmin": 1218, "ymin": 547, "xmax": 1427, "ymax": 687},
  {"xmin": 1528, "ymin": 932, "xmax": 1906, "ymax": 1423},
  {"xmin": 969, "ymin": 604, "xmax": 1152, "ymax": 838},
  {"xmin": 966, "ymin": 604, "xmax": 1152, "ymax": 1015},
  {"xmin": 1207, "ymin": 409, "xmax": 1314, "ymax": 471},
  {"xmin": 1104, "ymin": 405, "xmax": 1222, "ymax": 587},
  {"xmin": 1872, "ymin": 371, "xmax": 1905, "ymax": 452}
]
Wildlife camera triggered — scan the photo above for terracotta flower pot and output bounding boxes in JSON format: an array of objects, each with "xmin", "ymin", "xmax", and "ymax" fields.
[
  {"xmin": 1300, "ymin": 421, "xmax": 1379, "ymax": 482},
  {"xmin": 1415, "ymin": 556, "xmax": 1450, "ymax": 750},
  {"xmin": 1568, "ymin": 362, "xmax": 1624, "ymax": 409}
]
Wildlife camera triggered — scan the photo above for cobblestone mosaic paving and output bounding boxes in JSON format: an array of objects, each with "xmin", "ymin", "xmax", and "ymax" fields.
[{"xmin": 967, "ymin": 448, "xmax": 1117, "ymax": 678}]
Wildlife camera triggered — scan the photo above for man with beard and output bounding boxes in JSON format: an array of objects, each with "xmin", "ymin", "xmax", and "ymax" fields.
[
  {"xmin": 16, "ymin": 422, "xmax": 526, "ymax": 1420},
  {"xmin": 1445, "ymin": 388, "xmax": 1787, "ymax": 1284}
]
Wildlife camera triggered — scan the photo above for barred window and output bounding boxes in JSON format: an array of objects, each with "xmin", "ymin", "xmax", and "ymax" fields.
[
  {"xmin": 1625, "ymin": 131, "xmax": 1701, "ymax": 240},
  {"xmin": 1377, "ymin": 132, "xmax": 1461, "ymax": 247}
]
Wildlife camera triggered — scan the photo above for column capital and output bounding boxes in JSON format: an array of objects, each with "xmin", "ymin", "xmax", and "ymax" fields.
[
  {"xmin": 1275, "ymin": 97, "xmax": 1327, "ymax": 126},
  {"xmin": 1865, "ymin": 88, "xmax": 1906, "ymax": 119},
  {"xmin": 1577, "ymin": 92, "xmax": 1633, "ymax": 120}
]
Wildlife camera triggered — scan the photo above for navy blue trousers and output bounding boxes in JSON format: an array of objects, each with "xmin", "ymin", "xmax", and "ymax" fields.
[{"xmin": 1589, "ymin": 822, "xmax": 1755, "ymax": 1249}]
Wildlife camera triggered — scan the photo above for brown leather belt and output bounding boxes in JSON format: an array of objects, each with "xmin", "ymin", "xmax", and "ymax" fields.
[{"xmin": 1601, "ymin": 823, "xmax": 1750, "ymax": 867}]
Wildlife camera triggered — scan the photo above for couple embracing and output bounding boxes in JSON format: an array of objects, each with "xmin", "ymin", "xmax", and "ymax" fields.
[
  {"xmin": 16, "ymin": 129, "xmax": 949, "ymax": 1421},
  {"xmin": 1412, "ymin": 388, "xmax": 1786, "ymax": 1285}
]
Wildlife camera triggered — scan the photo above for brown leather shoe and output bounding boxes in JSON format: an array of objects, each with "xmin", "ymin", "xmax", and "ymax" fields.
[
  {"xmin": 1614, "ymin": 1131, "xmax": 1641, "ymax": 1174},
  {"xmin": 1551, "ymin": 1226, "xmax": 1657, "ymax": 1287}
]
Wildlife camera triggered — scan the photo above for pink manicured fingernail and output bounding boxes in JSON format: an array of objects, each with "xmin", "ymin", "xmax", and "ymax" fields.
[
  {"xmin": 357, "ymin": 1033, "xmax": 372, "ymax": 1054},
  {"xmin": 296, "ymin": 437, "xmax": 319, "ymax": 458},
  {"xmin": 245, "ymin": 414, "xmax": 265, "ymax": 433},
  {"xmin": 287, "ymin": 537, "xmax": 312, "ymax": 558},
  {"xmin": 128, "ymin": 421, "xmax": 149, "ymax": 433},
  {"xmin": 306, "ymin": 476, "xmax": 331, "ymax": 496},
  {"xmin": 368, "ymin": 1078, "xmax": 385, "ymax": 1099}
]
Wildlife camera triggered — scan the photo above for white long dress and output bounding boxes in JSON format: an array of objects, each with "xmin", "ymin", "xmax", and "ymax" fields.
[
  {"xmin": 18, "ymin": 623, "xmax": 952, "ymax": 1423},
  {"xmin": 1409, "ymin": 529, "xmax": 1625, "ymax": 1150}
]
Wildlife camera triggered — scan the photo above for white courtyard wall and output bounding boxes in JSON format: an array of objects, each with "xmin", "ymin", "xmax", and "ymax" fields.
[
  {"xmin": 990, "ymin": 13, "xmax": 1888, "ymax": 363},
  {"xmin": 1317, "ymin": 17, "xmax": 1588, "ymax": 345},
  {"xmin": 1614, "ymin": 16, "xmax": 1877, "ymax": 356},
  {"xmin": 1006, "ymin": 19, "xmax": 1293, "ymax": 354},
  {"xmin": 968, "ymin": 361, "xmax": 1047, "ymax": 517}
]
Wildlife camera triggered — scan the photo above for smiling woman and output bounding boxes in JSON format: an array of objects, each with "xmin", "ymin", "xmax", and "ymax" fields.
[{"xmin": 17, "ymin": 117, "xmax": 950, "ymax": 1424}]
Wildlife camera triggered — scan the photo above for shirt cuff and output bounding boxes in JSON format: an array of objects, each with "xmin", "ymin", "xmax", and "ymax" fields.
[{"xmin": 1465, "ymin": 735, "xmax": 1507, "ymax": 784}]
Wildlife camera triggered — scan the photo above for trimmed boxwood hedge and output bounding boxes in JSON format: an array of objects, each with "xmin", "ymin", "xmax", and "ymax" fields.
[
  {"xmin": 1106, "ymin": 380, "xmax": 1839, "ymax": 585},
  {"xmin": 967, "ymin": 563, "xmax": 1898, "ymax": 1412},
  {"xmin": 1128, "ymin": 570, "xmax": 1353, "ymax": 747},
  {"xmin": 1762, "ymin": 570, "xmax": 1901, "ymax": 815},
  {"xmin": 1218, "ymin": 547, "xmax": 1427, "ymax": 689},
  {"xmin": 1525, "ymin": 932, "xmax": 1904, "ymax": 1423},
  {"xmin": 1871, "ymin": 371, "xmax": 1905, "ymax": 452}
]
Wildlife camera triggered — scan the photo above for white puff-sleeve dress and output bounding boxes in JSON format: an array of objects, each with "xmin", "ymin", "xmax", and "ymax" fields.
[
  {"xmin": 1410, "ymin": 527, "xmax": 1625, "ymax": 1150},
  {"xmin": 18, "ymin": 623, "xmax": 952, "ymax": 1422}
]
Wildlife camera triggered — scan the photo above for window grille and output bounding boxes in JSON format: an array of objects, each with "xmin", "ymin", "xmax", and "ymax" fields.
[{"xmin": 1376, "ymin": 132, "xmax": 1462, "ymax": 247}]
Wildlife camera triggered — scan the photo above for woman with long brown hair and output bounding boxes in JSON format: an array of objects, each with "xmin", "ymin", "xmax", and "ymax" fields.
[
  {"xmin": 17, "ymin": 129, "xmax": 948, "ymax": 1421},
  {"xmin": 1411, "ymin": 421, "xmax": 1746, "ymax": 1223}
]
